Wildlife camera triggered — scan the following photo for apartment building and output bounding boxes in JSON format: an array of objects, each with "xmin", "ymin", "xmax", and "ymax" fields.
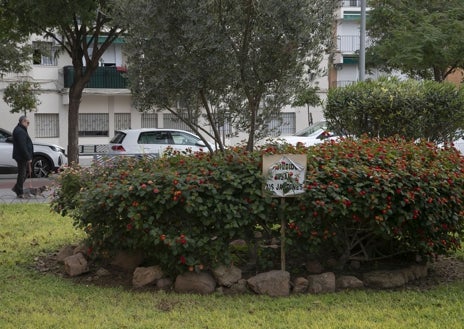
[{"xmin": 1, "ymin": 1, "xmax": 371, "ymax": 150}]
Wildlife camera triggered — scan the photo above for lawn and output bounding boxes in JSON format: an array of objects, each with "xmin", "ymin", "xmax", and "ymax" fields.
[{"xmin": 0, "ymin": 204, "xmax": 463, "ymax": 329}]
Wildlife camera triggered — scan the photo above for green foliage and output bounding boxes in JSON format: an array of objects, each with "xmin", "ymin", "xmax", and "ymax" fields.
[
  {"xmin": 366, "ymin": 0, "xmax": 464, "ymax": 81},
  {"xmin": 3, "ymin": 81, "xmax": 41, "ymax": 115},
  {"xmin": 324, "ymin": 78, "xmax": 464, "ymax": 142},
  {"xmin": 52, "ymin": 139, "xmax": 464, "ymax": 275},
  {"xmin": 117, "ymin": 0, "xmax": 337, "ymax": 150}
]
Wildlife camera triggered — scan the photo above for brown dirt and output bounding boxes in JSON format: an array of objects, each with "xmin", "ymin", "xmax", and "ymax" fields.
[{"xmin": 33, "ymin": 249, "xmax": 464, "ymax": 292}]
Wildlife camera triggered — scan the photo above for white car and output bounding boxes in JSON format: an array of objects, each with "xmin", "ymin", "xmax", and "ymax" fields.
[
  {"xmin": 264, "ymin": 121, "xmax": 339, "ymax": 147},
  {"xmin": 0, "ymin": 128, "xmax": 68, "ymax": 178},
  {"xmin": 108, "ymin": 128, "xmax": 209, "ymax": 155}
]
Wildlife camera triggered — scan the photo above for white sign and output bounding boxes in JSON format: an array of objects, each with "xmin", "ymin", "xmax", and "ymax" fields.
[{"xmin": 263, "ymin": 154, "xmax": 307, "ymax": 197}]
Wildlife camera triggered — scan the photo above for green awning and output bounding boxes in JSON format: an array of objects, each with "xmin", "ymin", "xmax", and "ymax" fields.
[
  {"xmin": 343, "ymin": 56, "xmax": 358, "ymax": 64},
  {"xmin": 344, "ymin": 11, "xmax": 360, "ymax": 20}
]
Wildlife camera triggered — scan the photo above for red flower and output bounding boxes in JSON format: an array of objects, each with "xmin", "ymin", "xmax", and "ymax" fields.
[{"xmin": 180, "ymin": 255, "xmax": 186, "ymax": 264}]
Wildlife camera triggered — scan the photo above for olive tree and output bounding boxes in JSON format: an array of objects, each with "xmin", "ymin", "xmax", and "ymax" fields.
[{"xmin": 116, "ymin": 0, "xmax": 337, "ymax": 151}]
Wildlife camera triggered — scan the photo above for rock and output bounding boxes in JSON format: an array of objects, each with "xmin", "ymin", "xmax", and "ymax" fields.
[
  {"xmin": 247, "ymin": 270, "xmax": 290, "ymax": 297},
  {"xmin": 56, "ymin": 245, "xmax": 75, "ymax": 263},
  {"xmin": 212, "ymin": 265, "xmax": 242, "ymax": 287},
  {"xmin": 305, "ymin": 259, "xmax": 324, "ymax": 274},
  {"xmin": 229, "ymin": 239, "xmax": 247, "ymax": 248},
  {"xmin": 73, "ymin": 244, "xmax": 88, "ymax": 256},
  {"xmin": 292, "ymin": 277, "xmax": 309, "ymax": 294},
  {"xmin": 410, "ymin": 264, "xmax": 428, "ymax": 279},
  {"xmin": 64, "ymin": 253, "xmax": 89, "ymax": 277},
  {"xmin": 156, "ymin": 278, "xmax": 173, "ymax": 291},
  {"xmin": 336, "ymin": 275, "xmax": 364, "ymax": 290},
  {"xmin": 110, "ymin": 250, "xmax": 144, "ymax": 272},
  {"xmin": 174, "ymin": 272, "xmax": 216, "ymax": 294},
  {"xmin": 307, "ymin": 272, "xmax": 336, "ymax": 294},
  {"xmin": 363, "ymin": 270, "xmax": 407, "ymax": 288},
  {"xmin": 95, "ymin": 267, "xmax": 111, "ymax": 277},
  {"xmin": 132, "ymin": 266, "xmax": 163, "ymax": 288},
  {"xmin": 226, "ymin": 279, "xmax": 249, "ymax": 295}
]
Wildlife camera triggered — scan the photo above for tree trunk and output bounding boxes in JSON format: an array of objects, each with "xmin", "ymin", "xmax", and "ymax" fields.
[{"xmin": 67, "ymin": 85, "xmax": 84, "ymax": 165}]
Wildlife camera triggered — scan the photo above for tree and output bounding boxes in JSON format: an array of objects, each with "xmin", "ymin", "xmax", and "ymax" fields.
[
  {"xmin": 366, "ymin": 0, "xmax": 464, "ymax": 82},
  {"xmin": 117, "ymin": 0, "xmax": 337, "ymax": 151},
  {"xmin": 2, "ymin": 81, "xmax": 41, "ymax": 115},
  {"xmin": 0, "ymin": 2, "xmax": 31, "ymax": 74},
  {"xmin": 3, "ymin": 0, "xmax": 125, "ymax": 163}
]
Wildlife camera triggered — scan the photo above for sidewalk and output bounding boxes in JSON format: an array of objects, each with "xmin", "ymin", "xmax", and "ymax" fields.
[{"xmin": 0, "ymin": 176, "xmax": 55, "ymax": 204}]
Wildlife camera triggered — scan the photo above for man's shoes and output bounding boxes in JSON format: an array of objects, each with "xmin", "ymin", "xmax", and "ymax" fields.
[
  {"xmin": 11, "ymin": 187, "xmax": 20, "ymax": 197},
  {"xmin": 17, "ymin": 194, "xmax": 31, "ymax": 199}
]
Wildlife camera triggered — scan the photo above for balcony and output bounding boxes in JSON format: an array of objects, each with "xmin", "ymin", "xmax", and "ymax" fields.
[
  {"xmin": 337, "ymin": 35, "xmax": 372, "ymax": 54},
  {"xmin": 63, "ymin": 66, "xmax": 129, "ymax": 89},
  {"xmin": 341, "ymin": 0, "xmax": 360, "ymax": 7}
]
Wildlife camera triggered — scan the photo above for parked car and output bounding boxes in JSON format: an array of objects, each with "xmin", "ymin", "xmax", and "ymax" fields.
[
  {"xmin": 108, "ymin": 128, "xmax": 209, "ymax": 155},
  {"xmin": 0, "ymin": 128, "xmax": 67, "ymax": 178},
  {"xmin": 262, "ymin": 121, "xmax": 339, "ymax": 147}
]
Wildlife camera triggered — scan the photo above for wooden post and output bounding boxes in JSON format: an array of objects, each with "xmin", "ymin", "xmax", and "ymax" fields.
[{"xmin": 280, "ymin": 197, "xmax": 286, "ymax": 271}]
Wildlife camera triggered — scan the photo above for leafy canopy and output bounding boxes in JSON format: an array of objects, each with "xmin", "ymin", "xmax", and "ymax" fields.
[
  {"xmin": 366, "ymin": 0, "xmax": 464, "ymax": 81},
  {"xmin": 117, "ymin": 0, "xmax": 337, "ymax": 150}
]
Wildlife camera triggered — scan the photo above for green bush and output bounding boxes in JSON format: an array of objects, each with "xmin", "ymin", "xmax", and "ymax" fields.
[
  {"xmin": 52, "ymin": 139, "xmax": 464, "ymax": 275},
  {"xmin": 325, "ymin": 77, "xmax": 464, "ymax": 143}
]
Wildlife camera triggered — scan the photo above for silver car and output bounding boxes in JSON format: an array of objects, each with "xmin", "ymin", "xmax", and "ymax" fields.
[{"xmin": 0, "ymin": 128, "xmax": 68, "ymax": 178}]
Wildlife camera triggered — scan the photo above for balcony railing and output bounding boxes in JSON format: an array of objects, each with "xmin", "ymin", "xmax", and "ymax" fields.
[
  {"xmin": 337, "ymin": 35, "xmax": 371, "ymax": 53},
  {"xmin": 341, "ymin": 0, "xmax": 360, "ymax": 7},
  {"xmin": 331, "ymin": 80, "xmax": 357, "ymax": 88},
  {"xmin": 63, "ymin": 66, "xmax": 129, "ymax": 89}
]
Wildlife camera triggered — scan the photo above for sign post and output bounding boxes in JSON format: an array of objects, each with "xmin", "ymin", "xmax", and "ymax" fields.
[{"xmin": 263, "ymin": 154, "xmax": 307, "ymax": 271}]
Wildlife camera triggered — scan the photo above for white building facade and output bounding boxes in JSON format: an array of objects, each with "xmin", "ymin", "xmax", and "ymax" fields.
[{"xmin": 1, "ymin": 1, "xmax": 372, "ymax": 151}]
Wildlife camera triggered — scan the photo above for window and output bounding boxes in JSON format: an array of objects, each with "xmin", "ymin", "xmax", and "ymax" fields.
[
  {"xmin": 163, "ymin": 113, "xmax": 194, "ymax": 132},
  {"xmin": 79, "ymin": 113, "xmax": 109, "ymax": 136},
  {"xmin": 267, "ymin": 112, "xmax": 296, "ymax": 137},
  {"xmin": 138, "ymin": 131, "xmax": 171, "ymax": 144},
  {"xmin": 141, "ymin": 113, "xmax": 158, "ymax": 128},
  {"xmin": 115, "ymin": 113, "xmax": 131, "ymax": 132},
  {"xmin": 171, "ymin": 131, "xmax": 201, "ymax": 146},
  {"xmin": 32, "ymin": 41, "xmax": 57, "ymax": 66},
  {"xmin": 35, "ymin": 113, "xmax": 60, "ymax": 137}
]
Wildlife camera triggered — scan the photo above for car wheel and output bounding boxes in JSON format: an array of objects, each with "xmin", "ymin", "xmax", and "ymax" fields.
[{"xmin": 32, "ymin": 155, "xmax": 52, "ymax": 178}]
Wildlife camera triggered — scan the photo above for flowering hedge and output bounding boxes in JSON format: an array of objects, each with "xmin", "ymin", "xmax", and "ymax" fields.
[{"xmin": 51, "ymin": 138, "xmax": 464, "ymax": 275}]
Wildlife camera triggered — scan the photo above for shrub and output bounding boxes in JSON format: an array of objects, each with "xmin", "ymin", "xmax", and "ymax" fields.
[
  {"xmin": 325, "ymin": 77, "xmax": 464, "ymax": 143},
  {"xmin": 52, "ymin": 139, "xmax": 464, "ymax": 275}
]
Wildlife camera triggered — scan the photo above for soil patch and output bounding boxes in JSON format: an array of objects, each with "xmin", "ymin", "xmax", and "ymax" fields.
[{"xmin": 33, "ymin": 251, "xmax": 464, "ymax": 292}]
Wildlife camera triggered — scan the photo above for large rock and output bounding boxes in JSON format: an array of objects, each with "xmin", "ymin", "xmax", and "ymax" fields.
[
  {"xmin": 363, "ymin": 270, "xmax": 407, "ymax": 288},
  {"xmin": 212, "ymin": 265, "xmax": 242, "ymax": 287},
  {"xmin": 336, "ymin": 275, "xmax": 364, "ymax": 290},
  {"xmin": 174, "ymin": 272, "xmax": 216, "ymax": 294},
  {"xmin": 132, "ymin": 266, "xmax": 163, "ymax": 288},
  {"xmin": 307, "ymin": 272, "xmax": 336, "ymax": 294},
  {"xmin": 247, "ymin": 270, "xmax": 290, "ymax": 297},
  {"xmin": 64, "ymin": 253, "xmax": 89, "ymax": 277}
]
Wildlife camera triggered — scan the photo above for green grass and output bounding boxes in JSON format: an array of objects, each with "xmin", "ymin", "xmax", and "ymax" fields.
[{"xmin": 1, "ymin": 204, "xmax": 463, "ymax": 329}]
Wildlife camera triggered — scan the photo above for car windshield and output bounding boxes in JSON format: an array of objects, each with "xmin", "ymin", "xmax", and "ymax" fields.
[{"xmin": 294, "ymin": 121, "xmax": 327, "ymax": 137}]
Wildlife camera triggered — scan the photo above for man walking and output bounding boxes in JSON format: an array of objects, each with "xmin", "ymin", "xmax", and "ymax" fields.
[{"xmin": 12, "ymin": 116, "xmax": 34, "ymax": 198}]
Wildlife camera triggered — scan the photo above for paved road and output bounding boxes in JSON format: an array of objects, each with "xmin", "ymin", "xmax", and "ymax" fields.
[{"xmin": 0, "ymin": 175, "xmax": 55, "ymax": 204}]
